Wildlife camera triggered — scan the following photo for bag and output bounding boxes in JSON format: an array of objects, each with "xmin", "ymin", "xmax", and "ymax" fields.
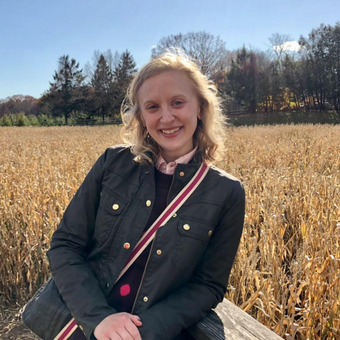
[
  {"xmin": 22, "ymin": 277, "xmax": 72, "ymax": 340},
  {"xmin": 22, "ymin": 163, "xmax": 210, "ymax": 340}
]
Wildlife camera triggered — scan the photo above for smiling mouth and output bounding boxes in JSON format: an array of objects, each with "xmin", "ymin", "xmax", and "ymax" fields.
[{"xmin": 160, "ymin": 127, "xmax": 182, "ymax": 134}]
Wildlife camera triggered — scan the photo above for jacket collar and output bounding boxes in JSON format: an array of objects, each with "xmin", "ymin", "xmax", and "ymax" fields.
[{"xmin": 143, "ymin": 148, "xmax": 204, "ymax": 180}]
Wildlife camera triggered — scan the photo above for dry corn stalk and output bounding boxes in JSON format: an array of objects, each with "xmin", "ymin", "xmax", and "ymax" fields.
[{"xmin": 1, "ymin": 125, "xmax": 340, "ymax": 339}]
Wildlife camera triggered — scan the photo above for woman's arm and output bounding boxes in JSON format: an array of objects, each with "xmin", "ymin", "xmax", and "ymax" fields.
[
  {"xmin": 137, "ymin": 181, "xmax": 245, "ymax": 340},
  {"xmin": 47, "ymin": 149, "xmax": 118, "ymax": 338}
]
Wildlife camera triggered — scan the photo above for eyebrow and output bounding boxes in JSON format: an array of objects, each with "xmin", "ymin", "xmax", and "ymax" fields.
[
  {"xmin": 142, "ymin": 100, "xmax": 156, "ymax": 107},
  {"xmin": 142, "ymin": 94, "xmax": 189, "ymax": 107}
]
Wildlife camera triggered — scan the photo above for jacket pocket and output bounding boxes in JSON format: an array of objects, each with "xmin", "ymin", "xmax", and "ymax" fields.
[
  {"xmin": 94, "ymin": 186, "xmax": 128, "ymax": 245},
  {"xmin": 172, "ymin": 215, "xmax": 214, "ymax": 271}
]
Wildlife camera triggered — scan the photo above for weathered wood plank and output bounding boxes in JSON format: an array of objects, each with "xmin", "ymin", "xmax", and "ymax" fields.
[{"xmin": 187, "ymin": 298, "xmax": 282, "ymax": 340}]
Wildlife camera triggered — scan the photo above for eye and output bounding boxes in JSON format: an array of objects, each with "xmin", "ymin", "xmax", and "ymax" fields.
[
  {"xmin": 146, "ymin": 104, "xmax": 158, "ymax": 111},
  {"xmin": 172, "ymin": 100, "xmax": 184, "ymax": 107}
]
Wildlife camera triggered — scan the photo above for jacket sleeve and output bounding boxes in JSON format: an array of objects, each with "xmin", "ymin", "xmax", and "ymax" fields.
[
  {"xmin": 47, "ymin": 149, "xmax": 117, "ymax": 339},
  {"xmin": 138, "ymin": 181, "xmax": 246, "ymax": 340}
]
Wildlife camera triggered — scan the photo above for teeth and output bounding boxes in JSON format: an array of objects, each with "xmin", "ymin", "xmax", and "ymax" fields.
[{"xmin": 161, "ymin": 127, "xmax": 180, "ymax": 134}]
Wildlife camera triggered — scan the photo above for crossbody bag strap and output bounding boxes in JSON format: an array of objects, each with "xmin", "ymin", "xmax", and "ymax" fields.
[
  {"xmin": 117, "ymin": 162, "xmax": 209, "ymax": 281},
  {"xmin": 55, "ymin": 162, "xmax": 210, "ymax": 340}
]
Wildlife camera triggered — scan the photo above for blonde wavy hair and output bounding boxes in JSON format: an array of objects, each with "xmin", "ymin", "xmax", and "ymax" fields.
[{"xmin": 120, "ymin": 52, "xmax": 226, "ymax": 165}]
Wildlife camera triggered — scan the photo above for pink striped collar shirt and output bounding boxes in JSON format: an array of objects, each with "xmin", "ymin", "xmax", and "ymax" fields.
[{"xmin": 156, "ymin": 146, "xmax": 198, "ymax": 175}]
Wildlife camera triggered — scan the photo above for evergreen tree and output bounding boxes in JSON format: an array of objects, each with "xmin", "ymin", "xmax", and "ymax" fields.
[
  {"xmin": 92, "ymin": 54, "xmax": 114, "ymax": 122},
  {"xmin": 227, "ymin": 47, "xmax": 258, "ymax": 113},
  {"xmin": 270, "ymin": 61, "xmax": 282, "ymax": 112},
  {"xmin": 298, "ymin": 23, "xmax": 340, "ymax": 111},
  {"xmin": 113, "ymin": 50, "xmax": 137, "ymax": 87},
  {"xmin": 326, "ymin": 23, "xmax": 340, "ymax": 111},
  {"xmin": 256, "ymin": 52, "xmax": 272, "ymax": 113},
  {"xmin": 49, "ymin": 55, "xmax": 85, "ymax": 124},
  {"xmin": 282, "ymin": 54, "xmax": 304, "ymax": 109},
  {"xmin": 112, "ymin": 50, "xmax": 137, "ymax": 116}
]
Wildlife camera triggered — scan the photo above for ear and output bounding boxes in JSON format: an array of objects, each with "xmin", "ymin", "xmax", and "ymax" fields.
[{"xmin": 197, "ymin": 109, "xmax": 202, "ymax": 120}]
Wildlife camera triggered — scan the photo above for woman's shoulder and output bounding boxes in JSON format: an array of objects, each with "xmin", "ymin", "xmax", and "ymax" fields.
[
  {"xmin": 101, "ymin": 144, "xmax": 141, "ymax": 170},
  {"xmin": 206, "ymin": 164, "xmax": 244, "ymax": 200},
  {"xmin": 104, "ymin": 144, "xmax": 132, "ymax": 155},
  {"xmin": 102, "ymin": 144, "xmax": 134, "ymax": 160},
  {"xmin": 208, "ymin": 164, "xmax": 242, "ymax": 185}
]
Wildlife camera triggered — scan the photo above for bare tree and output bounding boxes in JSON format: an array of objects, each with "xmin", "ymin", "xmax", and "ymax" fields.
[
  {"xmin": 83, "ymin": 61, "xmax": 94, "ymax": 83},
  {"xmin": 84, "ymin": 49, "xmax": 120, "ymax": 83},
  {"xmin": 268, "ymin": 33, "xmax": 294, "ymax": 69},
  {"xmin": 152, "ymin": 31, "xmax": 229, "ymax": 81},
  {"xmin": 105, "ymin": 50, "xmax": 120, "ymax": 72}
]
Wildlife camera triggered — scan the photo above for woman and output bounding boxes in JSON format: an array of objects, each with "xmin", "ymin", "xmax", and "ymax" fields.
[{"xmin": 47, "ymin": 52, "xmax": 245, "ymax": 340}]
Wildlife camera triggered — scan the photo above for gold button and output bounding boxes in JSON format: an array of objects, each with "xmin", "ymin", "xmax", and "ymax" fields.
[
  {"xmin": 143, "ymin": 296, "xmax": 148, "ymax": 302},
  {"xmin": 146, "ymin": 200, "xmax": 152, "ymax": 207},
  {"xmin": 173, "ymin": 213, "xmax": 177, "ymax": 218},
  {"xmin": 123, "ymin": 242, "xmax": 130, "ymax": 249},
  {"xmin": 112, "ymin": 204, "xmax": 119, "ymax": 210},
  {"xmin": 179, "ymin": 171, "xmax": 185, "ymax": 177},
  {"xmin": 156, "ymin": 249, "xmax": 162, "ymax": 255},
  {"xmin": 183, "ymin": 224, "xmax": 190, "ymax": 231},
  {"xmin": 208, "ymin": 230, "xmax": 213, "ymax": 236}
]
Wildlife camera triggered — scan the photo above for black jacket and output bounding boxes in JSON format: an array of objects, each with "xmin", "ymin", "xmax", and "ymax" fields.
[{"xmin": 47, "ymin": 145, "xmax": 245, "ymax": 340}]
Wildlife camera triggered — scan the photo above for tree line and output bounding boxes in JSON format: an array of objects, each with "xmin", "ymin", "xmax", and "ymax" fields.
[
  {"xmin": 225, "ymin": 23, "xmax": 340, "ymax": 113},
  {"xmin": 1, "ymin": 22, "xmax": 339, "ymax": 126}
]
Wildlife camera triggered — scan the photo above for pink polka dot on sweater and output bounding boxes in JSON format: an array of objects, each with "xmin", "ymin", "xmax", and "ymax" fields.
[{"xmin": 120, "ymin": 284, "xmax": 131, "ymax": 296}]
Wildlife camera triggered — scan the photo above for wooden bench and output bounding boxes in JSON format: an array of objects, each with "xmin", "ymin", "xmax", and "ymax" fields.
[{"xmin": 187, "ymin": 298, "xmax": 282, "ymax": 340}]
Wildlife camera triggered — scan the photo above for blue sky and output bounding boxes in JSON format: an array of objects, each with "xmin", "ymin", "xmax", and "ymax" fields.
[{"xmin": 1, "ymin": 0, "xmax": 339, "ymax": 99}]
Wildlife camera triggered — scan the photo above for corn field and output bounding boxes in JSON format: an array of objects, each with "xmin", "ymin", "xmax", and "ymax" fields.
[{"xmin": 1, "ymin": 125, "xmax": 340, "ymax": 339}]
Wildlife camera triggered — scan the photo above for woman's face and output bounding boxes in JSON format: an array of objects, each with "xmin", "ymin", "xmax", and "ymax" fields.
[{"xmin": 138, "ymin": 70, "xmax": 201, "ymax": 162}]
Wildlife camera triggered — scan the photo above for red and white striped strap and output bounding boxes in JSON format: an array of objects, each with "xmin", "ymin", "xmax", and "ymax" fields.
[
  {"xmin": 54, "ymin": 163, "xmax": 209, "ymax": 340},
  {"xmin": 54, "ymin": 318, "xmax": 78, "ymax": 340},
  {"xmin": 117, "ymin": 162, "xmax": 209, "ymax": 281}
]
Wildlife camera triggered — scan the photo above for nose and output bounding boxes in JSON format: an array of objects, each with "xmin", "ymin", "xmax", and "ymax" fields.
[{"xmin": 160, "ymin": 106, "xmax": 175, "ymax": 123}]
